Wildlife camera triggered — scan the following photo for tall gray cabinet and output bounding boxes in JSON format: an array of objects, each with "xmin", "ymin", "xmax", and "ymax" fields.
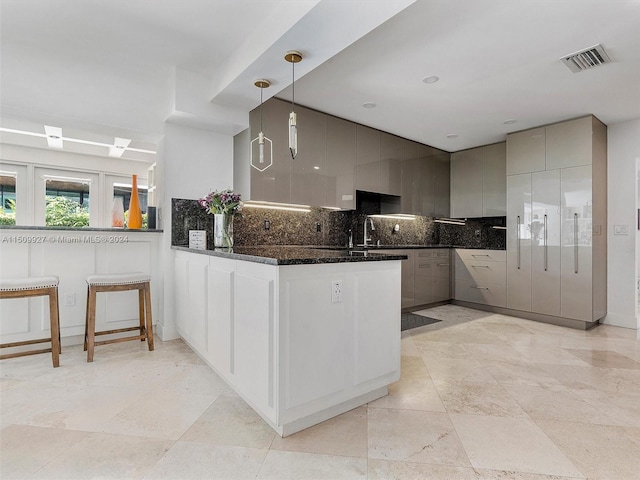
[{"xmin": 505, "ymin": 115, "xmax": 607, "ymax": 329}]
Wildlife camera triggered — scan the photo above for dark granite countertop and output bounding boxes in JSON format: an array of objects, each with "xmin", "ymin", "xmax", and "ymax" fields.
[
  {"xmin": 172, "ymin": 245, "xmax": 407, "ymax": 265},
  {"xmin": 0, "ymin": 226, "xmax": 163, "ymax": 233}
]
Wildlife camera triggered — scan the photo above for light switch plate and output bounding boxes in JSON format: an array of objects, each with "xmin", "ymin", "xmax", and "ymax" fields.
[{"xmin": 614, "ymin": 225, "xmax": 629, "ymax": 235}]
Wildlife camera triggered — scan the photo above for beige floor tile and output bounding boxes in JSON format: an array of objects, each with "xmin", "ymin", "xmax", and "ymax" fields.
[
  {"xmin": 367, "ymin": 459, "xmax": 478, "ymax": 480},
  {"xmin": 462, "ymin": 343, "xmax": 530, "ymax": 363},
  {"xmin": 412, "ymin": 340, "xmax": 471, "ymax": 359},
  {"xmin": 0, "ymin": 379, "xmax": 64, "ymax": 429},
  {"xmin": 536, "ymin": 419, "xmax": 640, "ymax": 480},
  {"xmin": 159, "ymin": 364, "xmax": 234, "ymax": 397},
  {"xmin": 23, "ymin": 383, "xmax": 147, "ymax": 431},
  {"xmin": 449, "ymin": 414, "xmax": 583, "ymax": 478},
  {"xmin": 369, "ymin": 375, "xmax": 446, "ymax": 412},
  {"xmin": 511, "ymin": 346, "xmax": 592, "ymax": 367},
  {"xmin": 256, "ymin": 450, "xmax": 367, "ymax": 479},
  {"xmin": 539, "ymin": 364, "xmax": 640, "ymax": 396},
  {"xmin": 0, "ymin": 425, "xmax": 89, "ymax": 479},
  {"xmin": 270, "ymin": 406, "xmax": 367, "ymax": 457},
  {"xmin": 434, "ymin": 381, "xmax": 529, "ymax": 417},
  {"xmin": 143, "ymin": 441, "xmax": 267, "ymax": 479},
  {"xmin": 181, "ymin": 394, "xmax": 276, "ymax": 449},
  {"xmin": 98, "ymin": 388, "xmax": 214, "ymax": 440},
  {"xmin": 563, "ymin": 348, "xmax": 640, "ymax": 369},
  {"xmin": 368, "ymin": 407, "xmax": 471, "ymax": 466},
  {"xmin": 397, "ymin": 355, "xmax": 430, "ymax": 380},
  {"xmin": 573, "ymin": 388, "xmax": 640, "ymax": 428},
  {"xmin": 423, "ymin": 357, "xmax": 499, "ymax": 385},
  {"xmin": 474, "ymin": 469, "xmax": 584, "ymax": 479},
  {"xmin": 481, "ymin": 361, "xmax": 563, "ymax": 387},
  {"xmin": 26, "ymin": 432, "xmax": 174, "ymax": 480},
  {"xmin": 400, "ymin": 332, "xmax": 421, "ymax": 357}
]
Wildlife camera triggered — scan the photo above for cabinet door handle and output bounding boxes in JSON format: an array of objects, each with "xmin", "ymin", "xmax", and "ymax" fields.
[
  {"xmin": 544, "ymin": 214, "xmax": 548, "ymax": 272},
  {"xmin": 471, "ymin": 265, "xmax": 490, "ymax": 269},
  {"xmin": 470, "ymin": 286, "xmax": 489, "ymax": 290},
  {"xmin": 418, "ymin": 264, "xmax": 432, "ymax": 268},
  {"xmin": 437, "ymin": 263, "xmax": 449, "ymax": 267},
  {"xmin": 516, "ymin": 215, "xmax": 521, "ymax": 270},
  {"xmin": 471, "ymin": 254, "xmax": 490, "ymax": 258},
  {"xmin": 574, "ymin": 213, "xmax": 578, "ymax": 274}
]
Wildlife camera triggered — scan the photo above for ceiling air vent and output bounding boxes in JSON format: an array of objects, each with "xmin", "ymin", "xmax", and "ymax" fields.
[{"xmin": 561, "ymin": 44, "xmax": 611, "ymax": 73}]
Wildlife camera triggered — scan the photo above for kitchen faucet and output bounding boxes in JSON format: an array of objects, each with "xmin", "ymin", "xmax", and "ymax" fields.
[{"xmin": 363, "ymin": 217, "xmax": 375, "ymax": 247}]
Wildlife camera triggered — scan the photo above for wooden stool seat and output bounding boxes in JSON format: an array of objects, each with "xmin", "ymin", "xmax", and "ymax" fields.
[
  {"xmin": 84, "ymin": 272, "xmax": 154, "ymax": 362},
  {"xmin": 0, "ymin": 276, "xmax": 61, "ymax": 367}
]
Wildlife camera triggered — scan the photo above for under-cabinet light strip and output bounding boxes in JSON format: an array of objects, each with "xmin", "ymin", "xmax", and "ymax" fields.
[
  {"xmin": 369, "ymin": 214, "xmax": 416, "ymax": 220},
  {"xmin": 243, "ymin": 201, "xmax": 311, "ymax": 213}
]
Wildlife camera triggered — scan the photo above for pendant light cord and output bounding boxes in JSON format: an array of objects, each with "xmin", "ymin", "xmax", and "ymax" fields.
[
  {"xmin": 291, "ymin": 60, "xmax": 295, "ymax": 113},
  {"xmin": 260, "ymin": 85, "xmax": 263, "ymax": 131}
]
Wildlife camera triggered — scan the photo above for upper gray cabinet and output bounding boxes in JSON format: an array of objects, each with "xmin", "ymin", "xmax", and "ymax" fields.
[
  {"xmin": 291, "ymin": 105, "xmax": 327, "ymax": 207},
  {"xmin": 450, "ymin": 142, "xmax": 506, "ymax": 218},
  {"xmin": 355, "ymin": 125, "xmax": 381, "ymax": 194},
  {"xmin": 400, "ymin": 140, "xmax": 450, "ymax": 217},
  {"xmin": 325, "ymin": 116, "xmax": 356, "ymax": 209},
  {"xmin": 482, "ymin": 142, "xmax": 506, "ymax": 216},
  {"xmin": 249, "ymin": 98, "xmax": 292, "ymax": 204},
  {"xmin": 506, "ymin": 127, "xmax": 545, "ymax": 175},
  {"xmin": 545, "ymin": 116, "xmax": 593, "ymax": 170},
  {"xmin": 380, "ymin": 132, "xmax": 402, "ymax": 196},
  {"xmin": 450, "ymin": 147, "xmax": 483, "ymax": 218},
  {"xmin": 242, "ymin": 97, "xmax": 450, "ymax": 213}
]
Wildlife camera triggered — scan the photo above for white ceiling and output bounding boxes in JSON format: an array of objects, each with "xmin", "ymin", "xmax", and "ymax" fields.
[{"xmin": 1, "ymin": 0, "xmax": 639, "ymax": 157}]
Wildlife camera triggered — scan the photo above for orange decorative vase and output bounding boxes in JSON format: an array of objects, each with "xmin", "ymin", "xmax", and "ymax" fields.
[{"xmin": 128, "ymin": 174, "xmax": 143, "ymax": 229}]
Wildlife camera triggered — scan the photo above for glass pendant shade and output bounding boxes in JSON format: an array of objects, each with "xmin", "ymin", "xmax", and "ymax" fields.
[
  {"xmin": 288, "ymin": 111, "xmax": 297, "ymax": 159},
  {"xmin": 285, "ymin": 50, "xmax": 302, "ymax": 160},
  {"xmin": 250, "ymin": 79, "xmax": 273, "ymax": 172}
]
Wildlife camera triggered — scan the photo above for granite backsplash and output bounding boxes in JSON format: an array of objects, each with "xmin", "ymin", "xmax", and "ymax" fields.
[{"xmin": 171, "ymin": 198, "xmax": 505, "ymax": 250}]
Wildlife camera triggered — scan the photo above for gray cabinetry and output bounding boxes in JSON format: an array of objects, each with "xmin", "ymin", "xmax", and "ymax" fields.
[
  {"xmin": 400, "ymin": 141, "xmax": 449, "ymax": 217},
  {"xmin": 291, "ymin": 106, "xmax": 327, "ymax": 207},
  {"xmin": 506, "ymin": 127, "xmax": 545, "ymax": 175},
  {"xmin": 482, "ymin": 142, "xmax": 507, "ymax": 216},
  {"xmin": 380, "ymin": 132, "xmax": 402, "ymax": 196},
  {"xmin": 355, "ymin": 125, "xmax": 381, "ymax": 194},
  {"xmin": 249, "ymin": 98, "xmax": 292, "ymax": 203},
  {"xmin": 325, "ymin": 116, "xmax": 356, "ymax": 209},
  {"xmin": 451, "ymin": 143, "xmax": 506, "ymax": 218},
  {"xmin": 505, "ymin": 115, "xmax": 607, "ymax": 327},
  {"xmin": 450, "ymin": 147, "xmax": 483, "ymax": 218}
]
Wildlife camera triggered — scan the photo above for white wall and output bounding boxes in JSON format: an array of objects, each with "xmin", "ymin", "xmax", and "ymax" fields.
[
  {"xmin": 605, "ymin": 118, "xmax": 640, "ymax": 329},
  {"xmin": 156, "ymin": 121, "xmax": 234, "ymax": 340}
]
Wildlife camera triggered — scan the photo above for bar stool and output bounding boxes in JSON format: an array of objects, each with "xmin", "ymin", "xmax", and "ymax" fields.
[
  {"xmin": 84, "ymin": 272, "xmax": 154, "ymax": 362},
  {"xmin": 0, "ymin": 276, "xmax": 61, "ymax": 367}
]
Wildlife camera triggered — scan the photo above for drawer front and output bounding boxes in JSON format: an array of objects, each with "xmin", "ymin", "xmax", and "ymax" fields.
[
  {"xmin": 454, "ymin": 280, "xmax": 506, "ymax": 307},
  {"xmin": 415, "ymin": 250, "xmax": 435, "ymax": 259},
  {"xmin": 455, "ymin": 249, "xmax": 506, "ymax": 263},
  {"xmin": 434, "ymin": 261, "xmax": 450, "ymax": 279},
  {"xmin": 434, "ymin": 249, "xmax": 450, "ymax": 260},
  {"xmin": 455, "ymin": 257, "xmax": 506, "ymax": 285}
]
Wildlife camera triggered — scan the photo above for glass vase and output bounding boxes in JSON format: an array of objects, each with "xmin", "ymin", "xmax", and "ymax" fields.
[
  {"xmin": 111, "ymin": 197, "xmax": 124, "ymax": 228},
  {"xmin": 214, "ymin": 214, "xmax": 233, "ymax": 248},
  {"xmin": 128, "ymin": 174, "xmax": 143, "ymax": 229}
]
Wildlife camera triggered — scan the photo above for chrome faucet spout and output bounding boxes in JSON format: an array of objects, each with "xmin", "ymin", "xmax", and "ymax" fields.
[{"xmin": 363, "ymin": 217, "xmax": 375, "ymax": 247}]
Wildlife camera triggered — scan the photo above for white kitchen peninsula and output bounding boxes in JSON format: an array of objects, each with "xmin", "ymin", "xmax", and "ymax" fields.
[{"xmin": 173, "ymin": 246, "xmax": 404, "ymax": 436}]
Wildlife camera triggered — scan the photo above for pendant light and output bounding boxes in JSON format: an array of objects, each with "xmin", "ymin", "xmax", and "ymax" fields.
[
  {"xmin": 284, "ymin": 50, "xmax": 302, "ymax": 159},
  {"xmin": 250, "ymin": 79, "xmax": 273, "ymax": 172}
]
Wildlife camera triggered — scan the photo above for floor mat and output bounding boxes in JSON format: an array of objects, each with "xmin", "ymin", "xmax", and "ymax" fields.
[{"xmin": 401, "ymin": 312, "xmax": 442, "ymax": 331}]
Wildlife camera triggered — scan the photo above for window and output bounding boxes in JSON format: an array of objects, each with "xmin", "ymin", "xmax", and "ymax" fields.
[
  {"xmin": 0, "ymin": 174, "xmax": 17, "ymax": 225},
  {"xmin": 34, "ymin": 168, "xmax": 99, "ymax": 227},
  {"xmin": 45, "ymin": 178, "xmax": 91, "ymax": 227}
]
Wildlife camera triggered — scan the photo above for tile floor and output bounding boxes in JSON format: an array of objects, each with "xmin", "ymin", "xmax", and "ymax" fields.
[{"xmin": 2, "ymin": 304, "xmax": 640, "ymax": 479}]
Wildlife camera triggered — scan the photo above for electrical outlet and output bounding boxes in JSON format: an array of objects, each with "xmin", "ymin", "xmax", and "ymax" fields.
[
  {"xmin": 475, "ymin": 229, "xmax": 481, "ymax": 239},
  {"xmin": 264, "ymin": 220, "xmax": 270, "ymax": 230},
  {"xmin": 64, "ymin": 293, "xmax": 76, "ymax": 306},
  {"xmin": 331, "ymin": 280, "xmax": 343, "ymax": 303},
  {"xmin": 316, "ymin": 222, "xmax": 322, "ymax": 232}
]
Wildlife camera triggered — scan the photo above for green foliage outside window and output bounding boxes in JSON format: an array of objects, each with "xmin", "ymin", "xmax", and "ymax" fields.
[
  {"xmin": 0, "ymin": 199, "xmax": 16, "ymax": 225},
  {"xmin": 46, "ymin": 196, "xmax": 90, "ymax": 227}
]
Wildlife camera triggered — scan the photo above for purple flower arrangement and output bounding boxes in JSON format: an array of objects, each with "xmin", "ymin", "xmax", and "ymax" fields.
[{"xmin": 199, "ymin": 189, "xmax": 242, "ymax": 216}]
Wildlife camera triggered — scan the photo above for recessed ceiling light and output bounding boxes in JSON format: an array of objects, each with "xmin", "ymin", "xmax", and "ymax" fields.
[
  {"xmin": 446, "ymin": 134, "xmax": 458, "ymax": 139},
  {"xmin": 422, "ymin": 76, "xmax": 439, "ymax": 84},
  {"xmin": 504, "ymin": 119, "xmax": 517, "ymax": 125},
  {"xmin": 362, "ymin": 102, "xmax": 376, "ymax": 108},
  {"xmin": 313, "ymin": 166, "xmax": 320, "ymax": 170}
]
